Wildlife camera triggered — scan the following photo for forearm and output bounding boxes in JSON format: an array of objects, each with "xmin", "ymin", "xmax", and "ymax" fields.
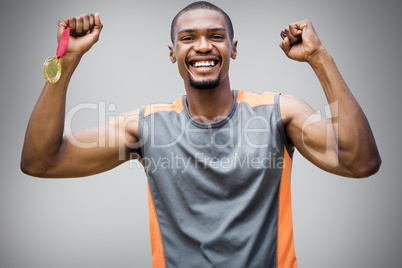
[
  {"xmin": 308, "ymin": 49, "xmax": 381, "ymax": 176},
  {"xmin": 21, "ymin": 56, "xmax": 81, "ymax": 175}
]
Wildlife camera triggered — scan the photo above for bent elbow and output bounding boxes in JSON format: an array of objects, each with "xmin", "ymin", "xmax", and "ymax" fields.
[
  {"xmin": 350, "ymin": 155, "xmax": 382, "ymax": 179},
  {"xmin": 20, "ymin": 157, "xmax": 50, "ymax": 178},
  {"xmin": 20, "ymin": 162, "xmax": 42, "ymax": 178}
]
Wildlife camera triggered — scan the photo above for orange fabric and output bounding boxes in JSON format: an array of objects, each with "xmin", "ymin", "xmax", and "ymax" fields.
[
  {"xmin": 147, "ymin": 184, "xmax": 166, "ymax": 268},
  {"xmin": 236, "ymin": 90, "xmax": 275, "ymax": 107},
  {"xmin": 144, "ymin": 97, "xmax": 184, "ymax": 117},
  {"xmin": 277, "ymin": 146, "xmax": 298, "ymax": 268}
]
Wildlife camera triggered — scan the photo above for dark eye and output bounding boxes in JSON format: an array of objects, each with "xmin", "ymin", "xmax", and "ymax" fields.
[
  {"xmin": 181, "ymin": 36, "xmax": 194, "ymax": 42},
  {"xmin": 211, "ymin": 35, "xmax": 224, "ymax": 40}
]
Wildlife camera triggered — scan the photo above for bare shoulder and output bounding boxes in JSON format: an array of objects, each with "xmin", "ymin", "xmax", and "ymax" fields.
[
  {"xmin": 118, "ymin": 108, "xmax": 141, "ymax": 140},
  {"xmin": 279, "ymin": 93, "xmax": 315, "ymax": 127}
]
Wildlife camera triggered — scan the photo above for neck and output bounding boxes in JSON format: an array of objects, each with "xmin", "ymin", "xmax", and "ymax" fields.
[{"xmin": 184, "ymin": 75, "xmax": 233, "ymax": 124}]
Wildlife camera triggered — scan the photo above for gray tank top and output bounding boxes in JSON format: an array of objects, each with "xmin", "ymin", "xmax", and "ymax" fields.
[{"xmin": 138, "ymin": 90, "xmax": 297, "ymax": 268}]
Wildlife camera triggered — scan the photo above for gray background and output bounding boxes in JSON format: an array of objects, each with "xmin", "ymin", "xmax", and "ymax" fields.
[{"xmin": 1, "ymin": 0, "xmax": 400, "ymax": 267}]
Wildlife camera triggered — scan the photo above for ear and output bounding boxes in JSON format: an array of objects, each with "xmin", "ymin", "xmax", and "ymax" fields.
[
  {"xmin": 168, "ymin": 44, "xmax": 176, "ymax": 63},
  {"xmin": 231, "ymin": 40, "xmax": 238, "ymax": 60}
]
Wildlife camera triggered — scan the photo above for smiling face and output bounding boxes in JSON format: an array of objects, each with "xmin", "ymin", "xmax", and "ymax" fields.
[{"xmin": 169, "ymin": 9, "xmax": 238, "ymax": 90}]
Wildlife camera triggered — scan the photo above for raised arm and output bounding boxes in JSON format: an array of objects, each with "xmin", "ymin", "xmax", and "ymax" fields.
[
  {"xmin": 21, "ymin": 13, "xmax": 140, "ymax": 178},
  {"xmin": 279, "ymin": 19, "xmax": 381, "ymax": 178}
]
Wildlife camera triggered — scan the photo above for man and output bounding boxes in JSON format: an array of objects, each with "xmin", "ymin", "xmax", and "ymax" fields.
[{"xmin": 21, "ymin": 1, "xmax": 381, "ymax": 267}]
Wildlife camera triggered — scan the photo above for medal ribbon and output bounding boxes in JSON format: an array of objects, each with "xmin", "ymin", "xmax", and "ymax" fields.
[
  {"xmin": 43, "ymin": 26, "xmax": 70, "ymax": 83},
  {"xmin": 56, "ymin": 26, "xmax": 70, "ymax": 58}
]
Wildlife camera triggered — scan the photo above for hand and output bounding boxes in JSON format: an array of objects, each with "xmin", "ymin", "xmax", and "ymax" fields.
[
  {"xmin": 279, "ymin": 19, "xmax": 325, "ymax": 63},
  {"xmin": 57, "ymin": 13, "xmax": 103, "ymax": 59}
]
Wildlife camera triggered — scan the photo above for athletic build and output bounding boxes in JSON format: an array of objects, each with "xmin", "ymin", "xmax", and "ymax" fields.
[{"xmin": 21, "ymin": 2, "xmax": 381, "ymax": 267}]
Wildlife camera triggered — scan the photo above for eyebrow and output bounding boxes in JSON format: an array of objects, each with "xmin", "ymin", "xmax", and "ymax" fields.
[{"xmin": 177, "ymin": 27, "xmax": 227, "ymax": 35}]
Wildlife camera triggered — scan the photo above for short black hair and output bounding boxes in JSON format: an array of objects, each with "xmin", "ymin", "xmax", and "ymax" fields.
[{"xmin": 170, "ymin": 1, "xmax": 234, "ymax": 43}]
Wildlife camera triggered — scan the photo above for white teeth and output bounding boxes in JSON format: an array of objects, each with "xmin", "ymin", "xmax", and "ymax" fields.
[{"xmin": 193, "ymin": 61, "xmax": 216, "ymax": 67}]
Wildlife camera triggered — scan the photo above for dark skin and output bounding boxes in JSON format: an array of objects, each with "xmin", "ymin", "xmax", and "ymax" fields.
[
  {"xmin": 21, "ymin": 11, "xmax": 381, "ymax": 178},
  {"xmin": 168, "ymin": 10, "xmax": 237, "ymax": 124}
]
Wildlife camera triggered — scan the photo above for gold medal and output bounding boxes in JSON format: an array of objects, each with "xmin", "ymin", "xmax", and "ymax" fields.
[
  {"xmin": 43, "ymin": 26, "xmax": 70, "ymax": 84},
  {"xmin": 43, "ymin": 56, "xmax": 61, "ymax": 83}
]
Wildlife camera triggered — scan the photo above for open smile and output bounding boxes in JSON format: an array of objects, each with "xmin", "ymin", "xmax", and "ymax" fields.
[
  {"xmin": 187, "ymin": 57, "xmax": 221, "ymax": 74},
  {"xmin": 189, "ymin": 60, "xmax": 217, "ymax": 67}
]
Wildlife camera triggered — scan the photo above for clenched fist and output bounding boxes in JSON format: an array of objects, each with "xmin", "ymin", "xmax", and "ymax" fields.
[
  {"xmin": 57, "ymin": 13, "xmax": 103, "ymax": 59},
  {"xmin": 279, "ymin": 19, "xmax": 325, "ymax": 63}
]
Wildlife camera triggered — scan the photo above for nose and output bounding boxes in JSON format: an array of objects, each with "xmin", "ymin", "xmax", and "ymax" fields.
[{"xmin": 194, "ymin": 36, "xmax": 212, "ymax": 53}]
